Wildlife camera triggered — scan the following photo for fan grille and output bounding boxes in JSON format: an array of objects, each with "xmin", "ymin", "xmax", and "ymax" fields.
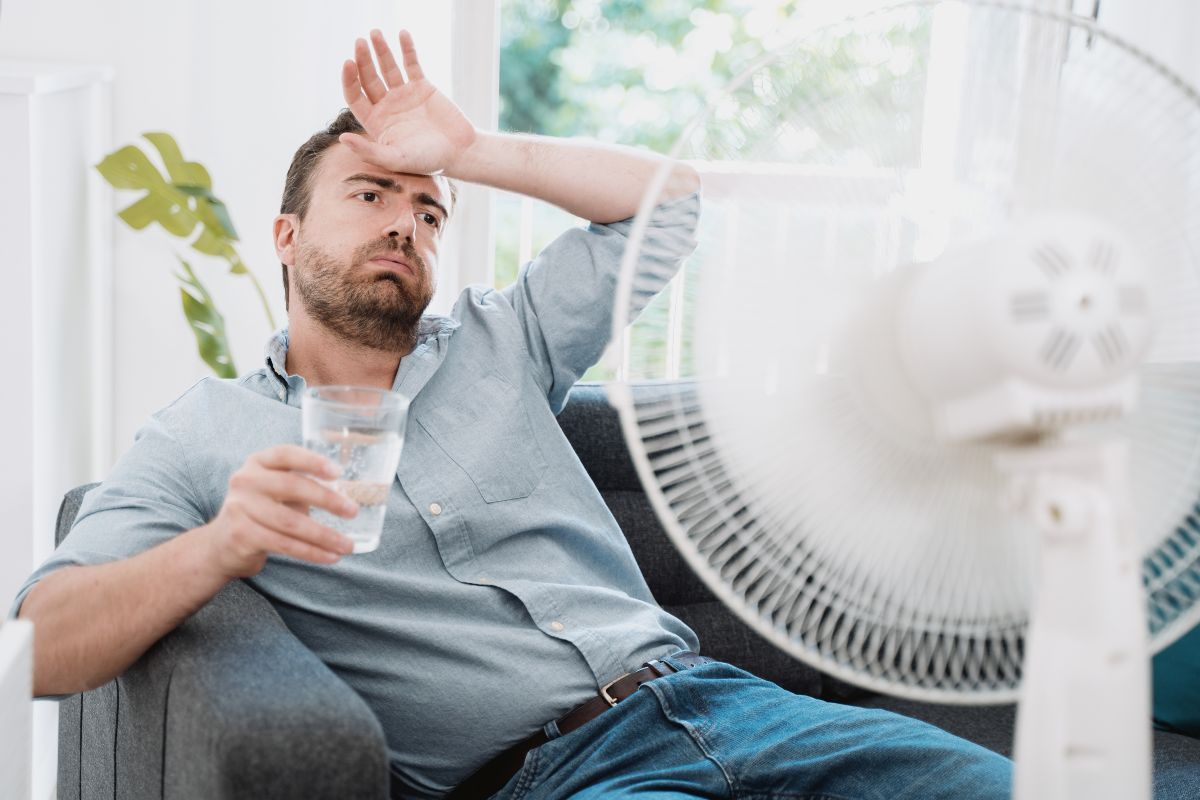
[{"xmin": 611, "ymin": 0, "xmax": 1200, "ymax": 701}]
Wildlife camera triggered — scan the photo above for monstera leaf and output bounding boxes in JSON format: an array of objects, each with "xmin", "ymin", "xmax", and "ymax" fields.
[
  {"xmin": 175, "ymin": 258, "xmax": 236, "ymax": 379},
  {"xmin": 96, "ymin": 144, "xmax": 197, "ymax": 238},
  {"xmin": 96, "ymin": 132, "xmax": 278, "ymax": 376},
  {"xmin": 139, "ymin": 133, "xmax": 247, "ymax": 270}
]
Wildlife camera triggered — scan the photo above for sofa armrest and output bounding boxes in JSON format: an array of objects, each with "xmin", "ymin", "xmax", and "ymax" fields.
[{"xmin": 61, "ymin": 580, "xmax": 389, "ymax": 800}]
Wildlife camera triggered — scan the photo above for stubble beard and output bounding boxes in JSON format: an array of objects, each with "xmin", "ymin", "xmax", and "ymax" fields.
[{"xmin": 293, "ymin": 237, "xmax": 434, "ymax": 353}]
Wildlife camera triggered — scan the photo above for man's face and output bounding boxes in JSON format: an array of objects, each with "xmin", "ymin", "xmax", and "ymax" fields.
[{"xmin": 276, "ymin": 142, "xmax": 451, "ymax": 351}]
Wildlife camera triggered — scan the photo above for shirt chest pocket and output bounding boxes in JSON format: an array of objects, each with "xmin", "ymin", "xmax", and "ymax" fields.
[{"xmin": 416, "ymin": 372, "xmax": 548, "ymax": 503}]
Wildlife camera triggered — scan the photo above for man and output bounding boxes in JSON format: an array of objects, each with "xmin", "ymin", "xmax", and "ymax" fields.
[{"xmin": 13, "ymin": 30, "xmax": 1011, "ymax": 799}]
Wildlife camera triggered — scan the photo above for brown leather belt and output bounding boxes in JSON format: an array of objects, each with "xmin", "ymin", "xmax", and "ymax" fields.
[{"xmin": 447, "ymin": 652, "xmax": 713, "ymax": 799}]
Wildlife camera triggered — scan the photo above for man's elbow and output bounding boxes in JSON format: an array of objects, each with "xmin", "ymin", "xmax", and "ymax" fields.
[
  {"xmin": 19, "ymin": 573, "xmax": 91, "ymax": 697},
  {"xmin": 665, "ymin": 160, "xmax": 702, "ymax": 200}
]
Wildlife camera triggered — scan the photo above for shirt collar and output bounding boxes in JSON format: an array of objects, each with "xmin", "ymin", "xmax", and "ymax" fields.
[
  {"xmin": 264, "ymin": 327, "xmax": 291, "ymax": 384},
  {"xmin": 263, "ymin": 316, "xmax": 462, "ymax": 402}
]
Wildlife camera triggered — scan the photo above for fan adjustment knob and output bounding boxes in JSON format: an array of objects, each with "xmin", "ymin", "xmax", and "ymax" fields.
[{"xmin": 1029, "ymin": 475, "xmax": 1095, "ymax": 540}]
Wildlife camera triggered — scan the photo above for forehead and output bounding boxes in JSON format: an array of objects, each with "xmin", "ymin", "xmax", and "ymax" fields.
[{"xmin": 313, "ymin": 142, "xmax": 451, "ymax": 209}]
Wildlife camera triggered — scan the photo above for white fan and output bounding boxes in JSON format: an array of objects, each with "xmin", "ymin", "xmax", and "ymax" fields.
[{"xmin": 608, "ymin": 2, "xmax": 1200, "ymax": 799}]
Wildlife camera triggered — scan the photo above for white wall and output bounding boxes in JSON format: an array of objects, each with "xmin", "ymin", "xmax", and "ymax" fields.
[
  {"xmin": 1095, "ymin": 0, "xmax": 1200, "ymax": 89},
  {"xmin": 0, "ymin": 0, "xmax": 456, "ymax": 457}
]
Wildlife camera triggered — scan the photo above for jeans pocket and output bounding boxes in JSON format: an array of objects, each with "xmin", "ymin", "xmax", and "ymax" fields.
[{"xmin": 417, "ymin": 371, "xmax": 548, "ymax": 502}]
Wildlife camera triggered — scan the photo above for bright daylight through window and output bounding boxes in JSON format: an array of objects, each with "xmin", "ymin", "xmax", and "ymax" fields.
[{"xmin": 497, "ymin": 0, "xmax": 931, "ymax": 380}]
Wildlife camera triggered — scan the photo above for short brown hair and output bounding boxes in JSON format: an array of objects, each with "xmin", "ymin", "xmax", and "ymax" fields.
[{"xmin": 277, "ymin": 109, "xmax": 457, "ymax": 311}]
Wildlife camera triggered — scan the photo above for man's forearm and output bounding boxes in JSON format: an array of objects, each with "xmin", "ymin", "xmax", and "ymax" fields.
[
  {"xmin": 18, "ymin": 525, "xmax": 229, "ymax": 696},
  {"xmin": 447, "ymin": 131, "xmax": 701, "ymax": 224}
]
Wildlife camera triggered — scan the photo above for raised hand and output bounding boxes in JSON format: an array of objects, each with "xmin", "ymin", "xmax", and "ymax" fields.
[{"xmin": 340, "ymin": 29, "xmax": 477, "ymax": 176}]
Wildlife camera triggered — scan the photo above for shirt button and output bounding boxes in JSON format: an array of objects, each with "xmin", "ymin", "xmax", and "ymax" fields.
[
  {"xmin": 429, "ymin": 502, "xmax": 443, "ymax": 516},
  {"xmin": 550, "ymin": 621, "xmax": 565, "ymax": 632}
]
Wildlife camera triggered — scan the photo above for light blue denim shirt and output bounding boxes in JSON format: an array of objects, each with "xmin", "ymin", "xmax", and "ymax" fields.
[{"xmin": 13, "ymin": 192, "xmax": 701, "ymax": 798}]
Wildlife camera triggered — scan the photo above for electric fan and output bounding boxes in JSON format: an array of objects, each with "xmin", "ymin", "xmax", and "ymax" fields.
[{"xmin": 608, "ymin": 2, "xmax": 1200, "ymax": 799}]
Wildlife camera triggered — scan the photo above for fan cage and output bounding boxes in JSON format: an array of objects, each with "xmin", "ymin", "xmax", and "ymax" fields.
[{"xmin": 608, "ymin": 0, "xmax": 1200, "ymax": 701}]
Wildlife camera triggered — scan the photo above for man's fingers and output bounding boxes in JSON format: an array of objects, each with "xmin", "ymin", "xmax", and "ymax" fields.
[
  {"xmin": 339, "ymin": 133, "xmax": 402, "ymax": 172},
  {"xmin": 243, "ymin": 500, "xmax": 354, "ymax": 555},
  {"xmin": 244, "ymin": 469, "xmax": 357, "ymax": 518},
  {"xmin": 252, "ymin": 445, "xmax": 341, "ymax": 480},
  {"xmin": 371, "ymin": 28, "xmax": 406, "ymax": 88},
  {"xmin": 398, "ymin": 30, "xmax": 424, "ymax": 81},
  {"xmin": 354, "ymin": 37, "xmax": 388, "ymax": 104},
  {"xmin": 260, "ymin": 525, "xmax": 344, "ymax": 565},
  {"xmin": 341, "ymin": 60, "xmax": 374, "ymax": 123}
]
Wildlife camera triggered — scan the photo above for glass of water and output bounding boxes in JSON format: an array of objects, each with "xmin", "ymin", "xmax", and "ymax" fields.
[{"xmin": 301, "ymin": 385, "xmax": 409, "ymax": 553}]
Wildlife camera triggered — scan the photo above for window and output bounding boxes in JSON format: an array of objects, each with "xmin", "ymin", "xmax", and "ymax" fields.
[{"xmin": 493, "ymin": 2, "xmax": 1000, "ymax": 381}]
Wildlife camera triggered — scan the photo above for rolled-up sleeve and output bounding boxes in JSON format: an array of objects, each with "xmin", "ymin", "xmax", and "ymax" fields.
[
  {"xmin": 8, "ymin": 412, "xmax": 207, "ymax": 619},
  {"xmin": 500, "ymin": 191, "xmax": 701, "ymax": 412}
]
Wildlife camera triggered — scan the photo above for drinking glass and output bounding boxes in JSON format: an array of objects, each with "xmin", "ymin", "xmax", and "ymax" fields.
[{"xmin": 301, "ymin": 385, "xmax": 409, "ymax": 553}]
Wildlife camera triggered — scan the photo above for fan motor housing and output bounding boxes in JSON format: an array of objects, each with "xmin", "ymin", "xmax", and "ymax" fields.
[{"xmin": 897, "ymin": 214, "xmax": 1154, "ymax": 442}]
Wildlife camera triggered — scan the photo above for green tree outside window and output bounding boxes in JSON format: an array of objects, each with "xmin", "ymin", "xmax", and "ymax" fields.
[{"xmin": 498, "ymin": 0, "xmax": 931, "ymax": 379}]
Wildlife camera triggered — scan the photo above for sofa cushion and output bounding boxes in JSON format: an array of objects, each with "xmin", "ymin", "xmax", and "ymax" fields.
[{"xmin": 557, "ymin": 384, "xmax": 826, "ymax": 698}]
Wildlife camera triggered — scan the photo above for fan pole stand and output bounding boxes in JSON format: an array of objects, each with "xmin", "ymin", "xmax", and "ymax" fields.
[{"xmin": 997, "ymin": 440, "xmax": 1150, "ymax": 800}]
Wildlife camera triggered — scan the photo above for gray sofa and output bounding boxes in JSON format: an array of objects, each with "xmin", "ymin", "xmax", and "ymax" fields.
[{"xmin": 55, "ymin": 383, "xmax": 1200, "ymax": 799}]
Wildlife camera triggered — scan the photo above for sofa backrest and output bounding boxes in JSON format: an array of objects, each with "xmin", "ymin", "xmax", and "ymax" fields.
[
  {"xmin": 56, "ymin": 485, "xmax": 95, "ymax": 547},
  {"xmin": 557, "ymin": 383, "xmax": 843, "ymax": 699}
]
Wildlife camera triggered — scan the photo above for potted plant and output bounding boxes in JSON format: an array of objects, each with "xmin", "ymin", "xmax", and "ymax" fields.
[{"xmin": 96, "ymin": 133, "xmax": 275, "ymax": 378}]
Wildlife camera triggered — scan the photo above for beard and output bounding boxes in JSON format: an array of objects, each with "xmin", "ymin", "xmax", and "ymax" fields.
[{"xmin": 292, "ymin": 236, "xmax": 434, "ymax": 352}]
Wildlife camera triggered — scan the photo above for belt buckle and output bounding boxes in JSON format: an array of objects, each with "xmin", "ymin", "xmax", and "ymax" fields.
[
  {"xmin": 598, "ymin": 671, "xmax": 629, "ymax": 708},
  {"xmin": 599, "ymin": 659, "xmax": 672, "ymax": 708}
]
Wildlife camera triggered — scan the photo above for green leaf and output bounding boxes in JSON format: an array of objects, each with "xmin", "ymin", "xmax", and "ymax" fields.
[
  {"xmin": 96, "ymin": 134, "xmax": 238, "ymax": 245},
  {"xmin": 184, "ymin": 190, "xmax": 239, "ymax": 240},
  {"xmin": 205, "ymin": 196, "xmax": 239, "ymax": 240},
  {"xmin": 115, "ymin": 195, "xmax": 162, "ymax": 231},
  {"xmin": 174, "ymin": 257, "xmax": 237, "ymax": 379},
  {"xmin": 118, "ymin": 192, "xmax": 196, "ymax": 237},
  {"xmin": 144, "ymin": 132, "xmax": 212, "ymax": 189},
  {"xmin": 97, "ymin": 141, "xmax": 200, "ymax": 239},
  {"xmin": 98, "ymin": 132, "xmax": 274, "ymax": 352},
  {"xmin": 189, "ymin": 226, "xmax": 227, "ymax": 257},
  {"xmin": 188, "ymin": 232, "xmax": 247, "ymax": 277},
  {"xmin": 198, "ymin": 194, "xmax": 239, "ymax": 241},
  {"xmin": 96, "ymin": 145, "xmax": 168, "ymax": 192}
]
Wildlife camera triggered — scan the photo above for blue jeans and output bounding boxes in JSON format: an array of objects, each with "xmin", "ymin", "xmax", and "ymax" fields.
[{"xmin": 491, "ymin": 654, "xmax": 1012, "ymax": 799}]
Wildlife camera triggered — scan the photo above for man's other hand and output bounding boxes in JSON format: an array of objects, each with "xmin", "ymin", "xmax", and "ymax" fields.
[
  {"xmin": 340, "ymin": 29, "xmax": 478, "ymax": 177},
  {"xmin": 207, "ymin": 445, "xmax": 358, "ymax": 579}
]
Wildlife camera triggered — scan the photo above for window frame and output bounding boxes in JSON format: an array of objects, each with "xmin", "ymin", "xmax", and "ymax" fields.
[{"xmin": 445, "ymin": 0, "xmax": 501, "ymax": 302}]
